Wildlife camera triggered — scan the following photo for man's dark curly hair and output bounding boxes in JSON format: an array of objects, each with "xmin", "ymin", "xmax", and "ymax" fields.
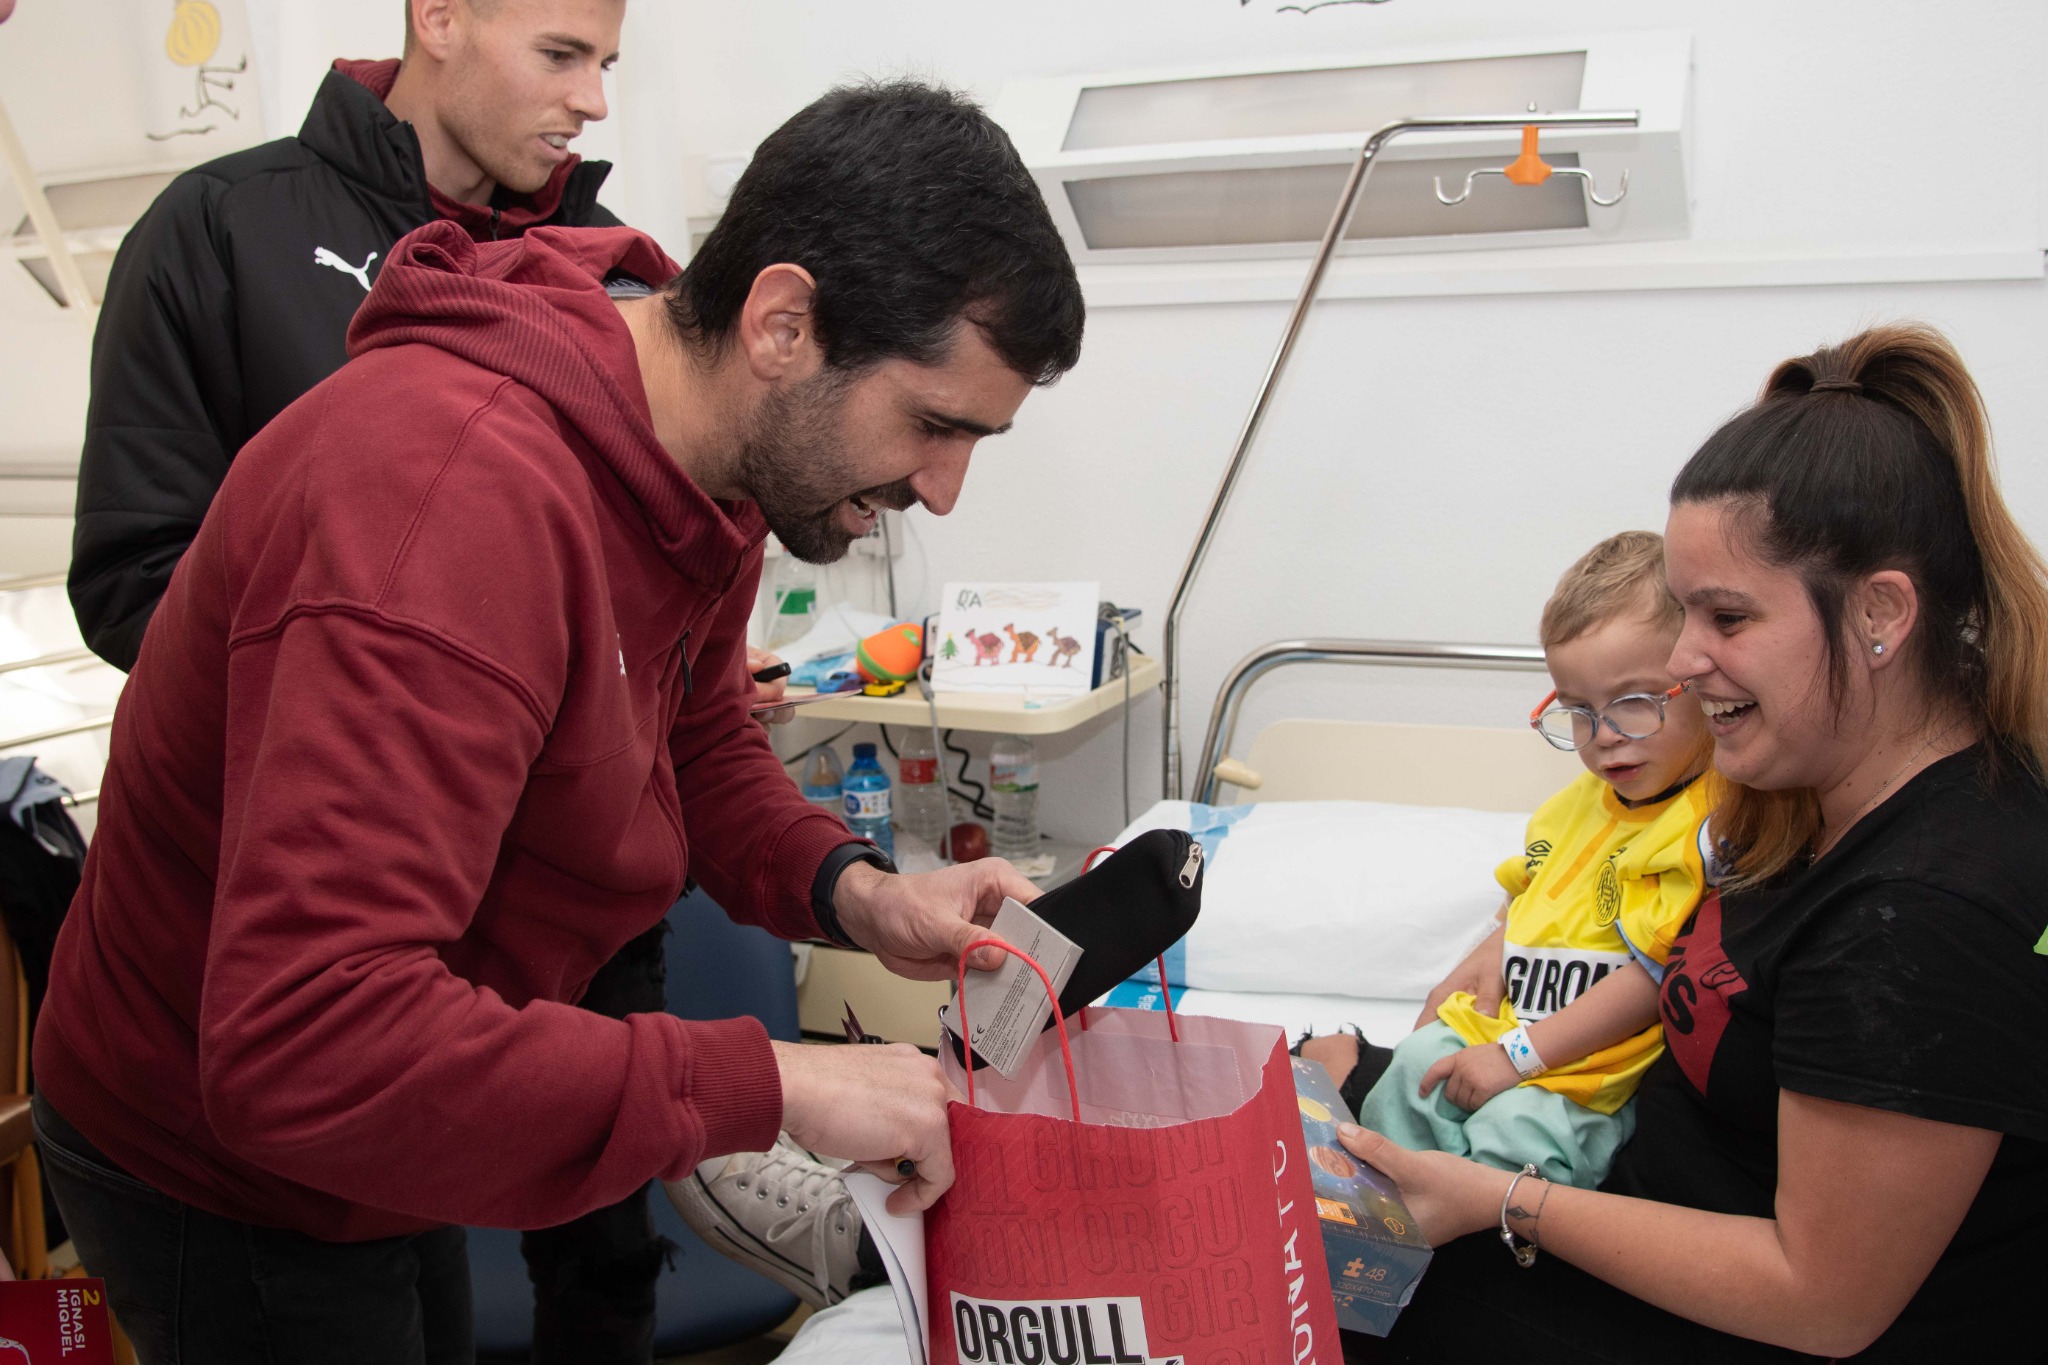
[{"xmin": 664, "ymin": 80, "xmax": 1084, "ymax": 385}]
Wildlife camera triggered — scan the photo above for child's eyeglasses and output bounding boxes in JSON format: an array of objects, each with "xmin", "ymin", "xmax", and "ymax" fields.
[{"xmin": 1528, "ymin": 683, "xmax": 1688, "ymax": 752}]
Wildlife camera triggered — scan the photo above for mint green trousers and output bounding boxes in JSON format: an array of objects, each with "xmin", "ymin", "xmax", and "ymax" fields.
[{"xmin": 1354, "ymin": 1021, "xmax": 1634, "ymax": 1190}]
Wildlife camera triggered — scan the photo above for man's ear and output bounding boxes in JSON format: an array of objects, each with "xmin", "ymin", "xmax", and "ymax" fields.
[
  {"xmin": 734, "ymin": 264, "xmax": 822, "ymax": 384},
  {"xmin": 408, "ymin": 0, "xmax": 463, "ymax": 62},
  {"xmin": 1858, "ymin": 569, "xmax": 1920, "ymax": 669}
]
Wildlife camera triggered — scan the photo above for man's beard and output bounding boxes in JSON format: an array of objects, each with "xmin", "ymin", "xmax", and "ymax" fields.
[{"xmin": 734, "ymin": 372, "xmax": 913, "ymax": 564}]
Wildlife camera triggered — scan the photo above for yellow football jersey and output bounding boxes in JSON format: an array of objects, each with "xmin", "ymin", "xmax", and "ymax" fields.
[{"xmin": 1436, "ymin": 770, "xmax": 1713, "ymax": 1115}]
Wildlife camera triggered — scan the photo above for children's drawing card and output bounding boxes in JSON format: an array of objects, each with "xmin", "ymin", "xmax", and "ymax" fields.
[{"xmin": 932, "ymin": 582, "xmax": 1099, "ymax": 696}]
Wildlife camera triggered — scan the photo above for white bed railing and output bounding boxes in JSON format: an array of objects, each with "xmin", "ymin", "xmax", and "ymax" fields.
[{"xmin": 1193, "ymin": 637, "xmax": 1548, "ymax": 804}]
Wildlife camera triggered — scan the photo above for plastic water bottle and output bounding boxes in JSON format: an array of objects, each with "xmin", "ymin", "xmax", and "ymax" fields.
[
  {"xmin": 895, "ymin": 728, "xmax": 949, "ymax": 851},
  {"xmin": 765, "ymin": 555, "xmax": 818, "ymax": 650},
  {"xmin": 843, "ymin": 742, "xmax": 895, "ymax": 860},
  {"xmin": 989, "ymin": 734, "xmax": 1039, "ymax": 862},
  {"xmin": 799, "ymin": 744, "xmax": 844, "ymax": 813}
]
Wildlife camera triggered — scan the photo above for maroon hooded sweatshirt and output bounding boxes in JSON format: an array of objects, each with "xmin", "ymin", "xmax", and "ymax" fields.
[{"xmin": 36, "ymin": 222, "xmax": 856, "ymax": 1241}]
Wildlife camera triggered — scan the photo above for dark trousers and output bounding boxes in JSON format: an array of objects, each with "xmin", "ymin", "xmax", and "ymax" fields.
[
  {"xmin": 1338, "ymin": 1229, "xmax": 1821, "ymax": 1364},
  {"xmin": 518, "ymin": 922, "xmax": 672, "ymax": 1365},
  {"xmin": 35, "ymin": 1093, "xmax": 474, "ymax": 1365}
]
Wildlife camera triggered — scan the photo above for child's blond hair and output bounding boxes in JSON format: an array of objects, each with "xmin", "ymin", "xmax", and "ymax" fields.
[{"xmin": 1539, "ymin": 531, "xmax": 1681, "ymax": 649}]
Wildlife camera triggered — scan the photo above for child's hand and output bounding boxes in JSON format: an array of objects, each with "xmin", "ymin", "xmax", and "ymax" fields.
[{"xmin": 1420, "ymin": 1042, "xmax": 1524, "ymax": 1111}]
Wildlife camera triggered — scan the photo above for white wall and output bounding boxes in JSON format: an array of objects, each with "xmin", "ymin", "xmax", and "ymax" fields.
[{"xmin": 4, "ymin": 0, "xmax": 2045, "ymax": 847}]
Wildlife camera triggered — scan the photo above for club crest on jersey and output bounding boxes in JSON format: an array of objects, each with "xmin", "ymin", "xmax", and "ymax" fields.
[
  {"xmin": 1595, "ymin": 858, "xmax": 1622, "ymax": 927},
  {"xmin": 950, "ymin": 1294, "xmax": 1180, "ymax": 1365}
]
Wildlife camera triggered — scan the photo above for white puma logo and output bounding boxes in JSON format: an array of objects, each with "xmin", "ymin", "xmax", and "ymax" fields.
[{"xmin": 313, "ymin": 246, "xmax": 378, "ymax": 293}]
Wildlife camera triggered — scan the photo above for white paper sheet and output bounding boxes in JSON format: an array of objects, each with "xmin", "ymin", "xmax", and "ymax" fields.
[{"xmin": 844, "ymin": 1172, "xmax": 930, "ymax": 1365}]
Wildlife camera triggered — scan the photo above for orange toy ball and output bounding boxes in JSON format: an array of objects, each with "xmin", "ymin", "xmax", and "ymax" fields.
[{"xmin": 856, "ymin": 623, "xmax": 925, "ymax": 683}]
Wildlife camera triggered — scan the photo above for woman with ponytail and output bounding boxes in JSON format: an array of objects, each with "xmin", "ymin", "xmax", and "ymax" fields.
[{"xmin": 1337, "ymin": 325, "xmax": 2048, "ymax": 1363}]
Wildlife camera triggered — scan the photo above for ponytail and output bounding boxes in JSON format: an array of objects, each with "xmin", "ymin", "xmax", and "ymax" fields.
[{"xmin": 1672, "ymin": 323, "xmax": 2048, "ymax": 882}]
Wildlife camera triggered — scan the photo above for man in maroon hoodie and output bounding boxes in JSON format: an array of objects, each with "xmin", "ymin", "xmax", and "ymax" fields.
[
  {"xmin": 35, "ymin": 78, "xmax": 1084, "ymax": 1364},
  {"xmin": 67, "ymin": 2, "xmax": 708, "ymax": 1356}
]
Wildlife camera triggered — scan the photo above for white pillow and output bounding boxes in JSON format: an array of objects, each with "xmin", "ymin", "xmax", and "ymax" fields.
[{"xmin": 1114, "ymin": 800, "xmax": 1527, "ymax": 1001}]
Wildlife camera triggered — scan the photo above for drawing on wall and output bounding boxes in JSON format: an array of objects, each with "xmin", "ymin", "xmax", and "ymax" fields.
[
  {"xmin": 147, "ymin": 0, "xmax": 248, "ymax": 141},
  {"xmin": 1240, "ymin": 0, "xmax": 1394, "ymax": 13},
  {"xmin": 932, "ymin": 582, "xmax": 1099, "ymax": 697}
]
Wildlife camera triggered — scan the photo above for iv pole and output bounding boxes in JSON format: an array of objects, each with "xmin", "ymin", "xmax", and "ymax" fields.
[{"xmin": 1159, "ymin": 108, "xmax": 1640, "ymax": 800}]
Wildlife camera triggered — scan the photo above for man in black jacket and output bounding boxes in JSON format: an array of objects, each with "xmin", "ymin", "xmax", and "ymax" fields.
[
  {"xmin": 65, "ymin": 2, "xmax": 673, "ymax": 1361},
  {"xmin": 70, "ymin": 0, "xmax": 621, "ymax": 672}
]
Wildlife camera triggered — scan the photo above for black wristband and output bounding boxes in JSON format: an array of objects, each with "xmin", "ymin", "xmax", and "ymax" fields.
[{"xmin": 810, "ymin": 842, "xmax": 896, "ymax": 948}]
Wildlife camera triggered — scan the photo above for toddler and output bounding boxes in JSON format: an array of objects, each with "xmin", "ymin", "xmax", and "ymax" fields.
[{"xmin": 1329, "ymin": 531, "xmax": 1715, "ymax": 1189}]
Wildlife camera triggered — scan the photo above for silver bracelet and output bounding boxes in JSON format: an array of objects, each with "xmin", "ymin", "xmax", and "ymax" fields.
[{"xmin": 1499, "ymin": 1163, "xmax": 1546, "ymax": 1268}]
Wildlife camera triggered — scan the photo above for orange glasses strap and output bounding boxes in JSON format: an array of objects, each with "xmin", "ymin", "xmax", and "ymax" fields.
[{"xmin": 1529, "ymin": 689, "xmax": 1558, "ymax": 724}]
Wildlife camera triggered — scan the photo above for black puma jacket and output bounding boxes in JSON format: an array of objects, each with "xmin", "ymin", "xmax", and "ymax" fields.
[{"xmin": 70, "ymin": 59, "xmax": 619, "ymax": 670}]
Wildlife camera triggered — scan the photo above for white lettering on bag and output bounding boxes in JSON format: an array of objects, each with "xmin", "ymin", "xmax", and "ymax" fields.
[
  {"xmin": 1272, "ymin": 1141, "xmax": 1319, "ymax": 1365},
  {"xmin": 950, "ymin": 1293, "xmax": 1179, "ymax": 1365}
]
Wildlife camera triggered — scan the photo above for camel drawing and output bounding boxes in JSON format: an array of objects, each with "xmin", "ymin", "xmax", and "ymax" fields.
[
  {"xmin": 1044, "ymin": 627, "xmax": 1083, "ymax": 669},
  {"xmin": 1003, "ymin": 624, "xmax": 1041, "ymax": 664},
  {"xmin": 970, "ymin": 630, "xmax": 1004, "ymax": 666}
]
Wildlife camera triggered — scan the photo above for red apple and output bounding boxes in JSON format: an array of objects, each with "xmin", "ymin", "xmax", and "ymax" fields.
[{"xmin": 945, "ymin": 822, "xmax": 990, "ymax": 862}]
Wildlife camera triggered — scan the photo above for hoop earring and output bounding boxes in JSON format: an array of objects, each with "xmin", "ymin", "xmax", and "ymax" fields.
[{"xmin": 1872, "ymin": 642, "xmax": 1886, "ymax": 656}]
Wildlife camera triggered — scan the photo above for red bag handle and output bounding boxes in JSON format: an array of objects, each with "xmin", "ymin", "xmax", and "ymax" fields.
[{"xmin": 954, "ymin": 926, "xmax": 1184, "ymax": 1121}]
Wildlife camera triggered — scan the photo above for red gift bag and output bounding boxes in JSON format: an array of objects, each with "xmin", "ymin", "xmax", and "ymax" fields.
[
  {"xmin": 0, "ymin": 1279, "xmax": 116, "ymax": 1362},
  {"xmin": 927, "ymin": 943, "xmax": 1341, "ymax": 1365}
]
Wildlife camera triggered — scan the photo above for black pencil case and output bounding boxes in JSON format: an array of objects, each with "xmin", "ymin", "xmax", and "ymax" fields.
[{"xmin": 950, "ymin": 826, "xmax": 1204, "ymax": 1069}]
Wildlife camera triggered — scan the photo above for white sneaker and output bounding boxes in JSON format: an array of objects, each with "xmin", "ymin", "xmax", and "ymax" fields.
[{"xmin": 663, "ymin": 1135, "xmax": 865, "ymax": 1308}]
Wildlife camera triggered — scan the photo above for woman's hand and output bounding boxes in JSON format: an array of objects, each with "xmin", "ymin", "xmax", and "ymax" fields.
[
  {"xmin": 1417, "ymin": 920, "xmax": 1508, "ymax": 1029},
  {"xmin": 1418, "ymin": 1042, "xmax": 1521, "ymax": 1111},
  {"xmin": 1334, "ymin": 1124, "xmax": 1509, "ymax": 1247}
]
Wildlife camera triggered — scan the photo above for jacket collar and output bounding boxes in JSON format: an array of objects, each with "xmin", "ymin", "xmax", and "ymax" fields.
[{"xmin": 300, "ymin": 59, "xmax": 611, "ymax": 232}]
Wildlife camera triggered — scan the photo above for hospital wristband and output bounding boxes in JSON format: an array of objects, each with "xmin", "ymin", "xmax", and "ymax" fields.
[{"xmin": 1500, "ymin": 1025, "xmax": 1548, "ymax": 1079}]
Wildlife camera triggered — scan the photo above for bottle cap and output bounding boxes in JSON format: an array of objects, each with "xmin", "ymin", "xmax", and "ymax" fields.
[{"xmin": 853, "ymin": 742, "xmax": 877, "ymax": 759}]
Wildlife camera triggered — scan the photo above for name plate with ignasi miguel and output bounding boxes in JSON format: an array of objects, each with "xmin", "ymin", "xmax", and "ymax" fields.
[{"xmin": 0, "ymin": 1279, "xmax": 117, "ymax": 1362}]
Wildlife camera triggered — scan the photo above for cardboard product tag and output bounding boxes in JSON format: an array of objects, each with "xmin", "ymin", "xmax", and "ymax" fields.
[
  {"xmin": 0, "ymin": 1279, "xmax": 116, "ymax": 1362},
  {"xmin": 939, "ymin": 898, "xmax": 1081, "ymax": 1079}
]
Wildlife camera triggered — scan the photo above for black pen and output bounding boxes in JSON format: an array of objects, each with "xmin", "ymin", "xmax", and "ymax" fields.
[
  {"xmin": 843, "ymin": 1003, "xmax": 920, "ymax": 1181},
  {"xmin": 751, "ymin": 661, "xmax": 792, "ymax": 683}
]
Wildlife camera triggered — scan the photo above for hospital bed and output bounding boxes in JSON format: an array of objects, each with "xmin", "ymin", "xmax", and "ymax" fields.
[{"xmin": 775, "ymin": 636, "xmax": 1579, "ymax": 1363}]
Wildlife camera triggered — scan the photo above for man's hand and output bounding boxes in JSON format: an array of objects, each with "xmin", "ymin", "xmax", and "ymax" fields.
[
  {"xmin": 833, "ymin": 858, "xmax": 1039, "ymax": 980},
  {"xmin": 772, "ymin": 1040, "xmax": 959, "ymax": 1214},
  {"xmin": 1419, "ymin": 1042, "xmax": 1522, "ymax": 1112},
  {"xmin": 746, "ymin": 647, "xmax": 792, "ymax": 725}
]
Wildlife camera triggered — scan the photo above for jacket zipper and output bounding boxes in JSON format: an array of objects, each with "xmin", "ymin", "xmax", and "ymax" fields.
[
  {"xmin": 489, "ymin": 207, "xmax": 502, "ymax": 241},
  {"xmin": 1179, "ymin": 840, "xmax": 1204, "ymax": 889}
]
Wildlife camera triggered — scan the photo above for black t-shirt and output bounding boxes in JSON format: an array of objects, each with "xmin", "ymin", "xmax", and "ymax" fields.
[{"xmin": 1604, "ymin": 745, "xmax": 2048, "ymax": 1360}]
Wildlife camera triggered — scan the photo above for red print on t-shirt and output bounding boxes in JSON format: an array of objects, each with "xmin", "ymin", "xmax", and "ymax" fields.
[{"xmin": 1660, "ymin": 890, "xmax": 1748, "ymax": 1093}]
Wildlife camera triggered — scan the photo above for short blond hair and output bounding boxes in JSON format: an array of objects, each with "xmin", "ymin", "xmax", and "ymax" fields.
[{"xmin": 1539, "ymin": 531, "xmax": 1680, "ymax": 649}]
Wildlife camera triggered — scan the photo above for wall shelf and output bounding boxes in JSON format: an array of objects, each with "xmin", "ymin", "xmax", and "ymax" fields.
[{"xmin": 786, "ymin": 652, "xmax": 1160, "ymax": 736}]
